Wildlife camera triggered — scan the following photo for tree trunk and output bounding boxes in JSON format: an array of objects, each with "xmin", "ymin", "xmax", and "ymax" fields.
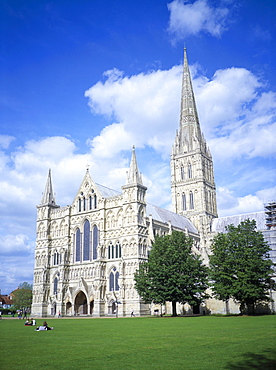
[{"xmin": 172, "ymin": 301, "xmax": 177, "ymax": 317}]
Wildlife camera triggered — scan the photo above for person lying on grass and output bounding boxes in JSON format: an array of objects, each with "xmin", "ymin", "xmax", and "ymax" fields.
[{"xmin": 35, "ymin": 321, "xmax": 54, "ymax": 331}]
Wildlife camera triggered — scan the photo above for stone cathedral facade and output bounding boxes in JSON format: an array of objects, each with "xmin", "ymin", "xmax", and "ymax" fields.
[{"xmin": 31, "ymin": 49, "xmax": 220, "ymax": 318}]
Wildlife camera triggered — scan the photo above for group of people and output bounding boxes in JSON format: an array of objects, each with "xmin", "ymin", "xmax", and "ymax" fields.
[
  {"xmin": 24, "ymin": 318, "xmax": 54, "ymax": 330},
  {"xmin": 24, "ymin": 318, "xmax": 36, "ymax": 326}
]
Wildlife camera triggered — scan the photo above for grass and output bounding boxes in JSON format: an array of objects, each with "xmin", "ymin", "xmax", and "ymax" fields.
[{"xmin": 1, "ymin": 315, "xmax": 275, "ymax": 369}]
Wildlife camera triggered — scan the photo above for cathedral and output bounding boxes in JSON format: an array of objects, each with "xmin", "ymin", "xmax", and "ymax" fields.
[{"xmin": 31, "ymin": 49, "xmax": 275, "ymax": 317}]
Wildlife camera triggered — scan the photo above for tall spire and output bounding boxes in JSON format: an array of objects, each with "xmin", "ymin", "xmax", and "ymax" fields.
[
  {"xmin": 175, "ymin": 47, "xmax": 204, "ymax": 154},
  {"xmin": 171, "ymin": 48, "xmax": 217, "ymax": 223},
  {"xmin": 127, "ymin": 146, "xmax": 143, "ymax": 185},
  {"xmin": 41, "ymin": 169, "xmax": 56, "ymax": 205},
  {"xmin": 180, "ymin": 48, "xmax": 200, "ymax": 126}
]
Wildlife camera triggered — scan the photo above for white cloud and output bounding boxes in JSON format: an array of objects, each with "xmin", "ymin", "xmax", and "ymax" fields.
[
  {"xmin": 0, "ymin": 134, "xmax": 15, "ymax": 149},
  {"xmin": 85, "ymin": 65, "xmax": 182, "ymax": 158},
  {"xmin": 85, "ymin": 63, "xmax": 276, "ymax": 165},
  {"xmin": 167, "ymin": 0, "xmax": 230, "ymax": 40},
  {"xmin": 0, "ymin": 233, "xmax": 33, "ymax": 255},
  {"xmin": 217, "ymin": 186, "xmax": 276, "ymax": 217},
  {"xmin": 0, "ymin": 254, "xmax": 34, "ymax": 293},
  {"xmin": 87, "ymin": 123, "xmax": 133, "ymax": 158},
  {"xmin": 194, "ymin": 67, "xmax": 261, "ymax": 134}
]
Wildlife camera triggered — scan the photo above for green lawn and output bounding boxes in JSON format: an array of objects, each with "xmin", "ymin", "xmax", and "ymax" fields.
[{"xmin": 1, "ymin": 315, "xmax": 275, "ymax": 369}]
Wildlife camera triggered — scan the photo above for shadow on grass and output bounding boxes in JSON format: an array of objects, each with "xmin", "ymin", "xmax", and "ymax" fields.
[{"xmin": 225, "ymin": 350, "xmax": 276, "ymax": 369}]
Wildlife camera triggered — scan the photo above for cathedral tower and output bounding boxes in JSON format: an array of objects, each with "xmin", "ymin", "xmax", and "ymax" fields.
[
  {"xmin": 171, "ymin": 48, "xmax": 217, "ymax": 245},
  {"xmin": 32, "ymin": 170, "xmax": 61, "ymax": 317}
]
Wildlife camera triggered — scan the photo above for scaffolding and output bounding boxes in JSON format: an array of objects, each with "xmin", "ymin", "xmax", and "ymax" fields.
[{"xmin": 265, "ymin": 201, "xmax": 276, "ymax": 229}]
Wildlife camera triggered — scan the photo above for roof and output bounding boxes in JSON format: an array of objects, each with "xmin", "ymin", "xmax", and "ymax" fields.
[
  {"xmin": 211, "ymin": 211, "xmax": 266, "ymax": 233},
  {"xmin": 147, "ymin": 203, "xmax": 198, "ymax": 234},
  {"xmin": 96, "ymin": 183, "xmax": 121, "ymax": 198},
  {"xmin": 0, "ymin": 295, "xmax": 13, "ymax": 305}
]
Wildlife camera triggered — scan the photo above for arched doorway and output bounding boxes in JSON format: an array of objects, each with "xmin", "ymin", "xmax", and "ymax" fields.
[
  {"xmin": 66, "ymin": 302, "xmax": 72, "ymax": 316},
  {"xmin": 51, "ymin": 303, "xmax": 57, "ymax": 316},
  {"xmin": 74, "ymin": 291, "xmax": 87, "ymax": 315},
  {"xmin": 108, "ymin": 300, "xmax": 116, "ymax": 315},
  {"xmin": 90, "ymin": 300, "xmax": 94, "ymax": 315}
]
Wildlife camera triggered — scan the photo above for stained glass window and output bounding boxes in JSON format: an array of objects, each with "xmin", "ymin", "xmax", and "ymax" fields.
[
  {"xmin": 83, "ymin": 220, "xmax": 90, "ymax": 261},
  {"xmin": 109, "ymin": 272, "xmax": 114, "ymax": 291},
  {"xmin": 92, "ymin": 225, "xmax": 98, "ymax": 260},
  {"xmin": 53, "ymin": 277, "xmax": 58, "ymax": 295},
  {"xmin": 76, "ymin": 228, "xmax": 81, "ymax": 262},
  {"xmin": 115, "ymin": 271, "xmax": 119, "ymax": 291}
]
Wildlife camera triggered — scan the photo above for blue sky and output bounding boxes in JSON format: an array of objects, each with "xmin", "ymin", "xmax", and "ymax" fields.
[{"xmin": 0, "ymin": 0, "xmax": 275, "ymax": 294}]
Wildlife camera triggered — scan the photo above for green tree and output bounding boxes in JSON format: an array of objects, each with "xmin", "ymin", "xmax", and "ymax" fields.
[
  {"xmin": 18, "ymin": 282, "xmax": 33, "ymax": 290},
  {"xmin": 134, "ymin": 231, "xmax": 209, "ymax": 316},
  {"xmin": 209, "ymin": 219, "xmax": 275, "ymax": 314},
  {"xmin": 12, "ymin": 282, "xmax": 33, "ymax": 311}
]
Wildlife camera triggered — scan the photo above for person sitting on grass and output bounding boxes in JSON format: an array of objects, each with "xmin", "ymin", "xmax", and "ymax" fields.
[
  {"xmin": 35, "ymin": 321, "xmax": 54, "ymax": 331},
  {"xmin": 24, "ymin": 319, "xmax": 32, "ymax": 326}
]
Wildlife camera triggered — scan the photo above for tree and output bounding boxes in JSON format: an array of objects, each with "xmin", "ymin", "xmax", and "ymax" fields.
[
  {"xmin": 134, "ymin": 231, "xmax": 209, "ymax": 316},
  {"xmin": 12, "ymin": 282, "xmax": 33, "ymax": 311},
  {"xmin": 18, "ymin": 282, "xmax": 33, "ymax": 290},
  {"xmin": 209, "ymin": 219, "xmax": 275, "ymax": 314}
]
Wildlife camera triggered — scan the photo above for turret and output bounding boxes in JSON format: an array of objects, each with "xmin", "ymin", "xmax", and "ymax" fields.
[{"xmin": 122, "ymin": 146, "xmax": 147, "ymax": 226}]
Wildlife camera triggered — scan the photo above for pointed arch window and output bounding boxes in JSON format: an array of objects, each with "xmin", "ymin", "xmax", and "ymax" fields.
[
  {"xmin": 182, "ymin": 193, "xmax": 186, "ymax": 211},
  {"xmin": 83, "ymin": 197, "xmax": 86, "ymax": 211},
  {"xmin": 89, "ymin": 196, "xmax": 92, "ymax": 210},
  {"xmin": 78, "ymin": 198, "xmax": 82, "ymax": 212},
  {"xmin": 188, "ymin": 163, "xmax": 192, "ymax": 179},
  {"xmin": 181, "ymin": 165, "xmax": 185, "ymax": 180},
  {"xmin": 190, "ymin": 191, "xmax": 194, "ymax": 209},
  {"xmin": 53, "ymin": 277, "xmax": 58, "ymax": 295},
  {"xmin": 53, "ymin": 252, "xmax": 59, "ymax": 265},
  {"xmin": 116, "ymin": 242, "xmax": 121, "ymax": 258},
  {"xmin": 75, "ymin": 228, "xmax": 81, "ymax": 262},
  {"xmin": 108, "ymin": 243, "xmax": 113, "ymax": 259},
  {"xmin": 109, "ymin": 267, "xmax": 119, "ymax": 291},
  {"xmin": 94, "ymin": 195, "xmax": 97, "ymax": 209},
  {"xmin": 83, "ymin": 220, "xmax": 90, "ymax": 261},
  {"xmin": 115, "ymin": 271, "xmax": 120, "ymax": 290},
  {"xmin": 109, "ymin": 270, "xmax": 114, "ymax": 291},
  {"xmin": 92, "ymin": 225, "xmax": 98, "ymax": 260}
]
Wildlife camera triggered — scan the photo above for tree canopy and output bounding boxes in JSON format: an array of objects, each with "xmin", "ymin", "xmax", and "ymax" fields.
[
  {"xmin": 18, "ymin": 282, "xmax": 33, "ymax": 290},
  {"xmin": 12, "ymin": 282, "xmax": 33, "ymax": 311},
  {"xmin": 209, "ymin": 219, "xmax": 275, "ymax": 314},
  {"xmin": 134, "ymin": 231, "xmax": 209, "ymax": 316}
]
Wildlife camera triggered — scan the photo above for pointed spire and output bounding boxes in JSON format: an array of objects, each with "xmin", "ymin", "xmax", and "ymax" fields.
[
  {"xmin": 175, "ymin": 47, "xmax": 206, "ymax": 153},
  {"xmin": 127, "ymin": 146, "xmax": 143, "ymax": 185},
  {"xmin": 180, "ymin": 47, "xmax": 200, "ymax": 130},
  {"xmin": 41, "ymin": 169, "xmax": 56, "ymax": 206}
]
